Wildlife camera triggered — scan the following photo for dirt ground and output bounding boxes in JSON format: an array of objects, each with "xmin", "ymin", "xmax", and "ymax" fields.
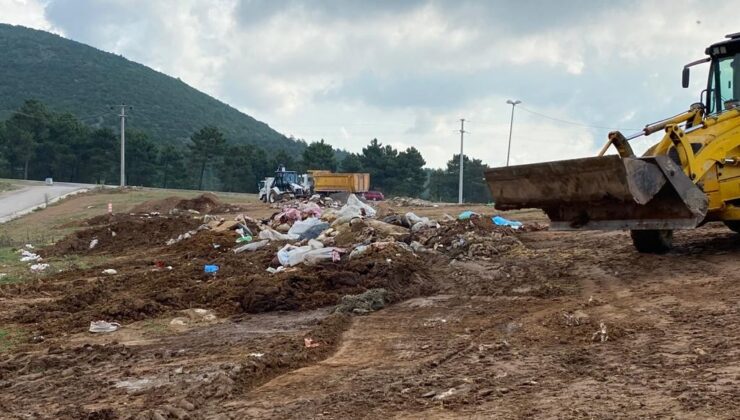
[{"xmin": 1, "ymin": 194, "xmax": 740, "ymax": 419}]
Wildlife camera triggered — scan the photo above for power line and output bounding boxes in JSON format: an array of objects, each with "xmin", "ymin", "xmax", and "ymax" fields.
[{"xmin": 517, "ymin": 106, "xmax": 641, "ymax": 131}]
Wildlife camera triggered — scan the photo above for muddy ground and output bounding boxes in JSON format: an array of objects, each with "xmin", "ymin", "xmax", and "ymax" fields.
[{"xmin": 1, "ymin": 199, "xmax": 740, "ymax": 419}]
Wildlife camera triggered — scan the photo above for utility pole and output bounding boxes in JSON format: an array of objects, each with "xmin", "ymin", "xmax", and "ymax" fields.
[
  {"xmin": 114, "ymin": 104, "xmax": 132, "ymax": 187},
  {"xmin": 506, "ymin": 100, "xmax": 521, "ymax": 166},
  {"xmin": 458, "ymin": 118, "xmax": 466, "ymax": 204}
]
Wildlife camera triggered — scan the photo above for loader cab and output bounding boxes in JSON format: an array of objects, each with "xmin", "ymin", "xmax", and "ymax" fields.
[
  {"xmin": 705, "ymin": 33, "xmax": 740, "ymax": 114},
  {"xmin": 273, "ymin": 165, "xmax": 299, "ymax": 189}
]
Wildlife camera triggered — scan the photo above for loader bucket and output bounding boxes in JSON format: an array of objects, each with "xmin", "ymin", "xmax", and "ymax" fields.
[{"xmin": 485, "ymin": 155, "xmax": 708, "ymax": 230}]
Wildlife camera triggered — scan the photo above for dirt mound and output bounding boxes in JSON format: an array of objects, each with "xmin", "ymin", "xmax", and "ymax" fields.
[
  {"xmin": 412, "ymin": 216, "xmax": 544, "ymax": 259},
  {"xmin": 130, "ymin": 193, "xmax": 241, "ymax": 214},
  {"xmin": 18, "ymin": 233, "xmax": 440, "ymax": 334},
  {"xmin": 44, "ymin": 214, "xmax": 203, "ymax": 256}
]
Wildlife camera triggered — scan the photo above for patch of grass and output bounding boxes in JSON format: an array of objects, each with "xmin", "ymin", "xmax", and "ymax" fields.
[
  {"xmin": 0, "ymin": 246, "xmax": 32, "ymax": 284},
  {"xmin": 0, "ymin": 181, "xmax": 18, "ymax": 193},
  {"xmin": 0, "ymin": 327, "xmax": 25, "ymax": 353},
  {"xmin": 0, "ymin": 186, "xmax": 258, "ymax": 246},
  {"xmin": 0, "ymin": 247, "xmax": 17, "ymax": 264},
  {"xmin": 0, "ymin": 246, "xmax": 105, "ymax": 285},
  {"xmin": 141, "ymin": 320, "xmax": 169, "ymax": 337},
  {"xmin": 53, "ymin": 253, "xmax": 106, "ymax": 272},
  {"xmin": 0, "ymin": 274, "xmax": 23, "ymax": 285}
]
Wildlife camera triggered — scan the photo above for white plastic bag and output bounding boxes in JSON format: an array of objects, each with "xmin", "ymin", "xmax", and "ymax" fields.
[
  {"xmin": 303, "ymin": 248, "xmax": 336, "ymax": 265},
  {"xmin": 233, "ymin": 239, "xmax": 269, "ymax": 253},
  {"xmin": 259, "ymin": 228, "xmax": 299, "ymax": 241},
  {"xmin": 277, "ymin": 240, "xmax": 325, "ymax": 266},
  {"xmin": 337, "ymin": 194, "xmax": 376, "ymax": 219},
  {"xmin": 287, "ymin": 217, "xmax": 324, "ymax": 236}
]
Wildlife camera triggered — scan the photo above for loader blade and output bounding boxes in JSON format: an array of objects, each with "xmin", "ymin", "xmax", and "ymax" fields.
[{"xmin": 484, "ymin": 155, "xmax": 708, "ymax": 230}]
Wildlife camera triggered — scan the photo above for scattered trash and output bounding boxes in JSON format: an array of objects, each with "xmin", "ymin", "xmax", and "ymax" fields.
[
  {"xmin": 266, "ymin": 266, "xmax": 286, "ymax": 274},
  {"xmin": 389, "ymin": 197, "xmax": 442, "ymax": 207},
  {"xmin": 410, "ymin": 241, "xmax": 430, "ymax": 253},
  {"xmin": 0, "ymin": 273, "xmax": 6, "ymax": 279},
  {"xmin": 102, "ymin": 269, "xmax": 118, "ymax": 275},
  {"xmin": 89, "ymin": 238, "xmax": 99, "ymax": 249},
  {"xmin": 458, "ymin": 210, "xmax": 479, "ymax": 220},
  {"xmin": 20, "ymin": 250, "xmax": 42, "ymax": 262},
  {"xmin": 235, "ymin": 235, "xmax": 253, "ymax": 243},
  {"xmin": 383, "ymin": 214, "xmax": 410, "ymax": 228},
  {"xmin": 492, "ymin": 215, "xmax": 523, "ymax": 229},
  {"xmin": 304, "ymin": 337, "xmax": 320, "ymax": 348},
  {"xmin": 170, "ymin": 309, "xmax": 217, "ymax": 328},
  {"xmin": 248, "ymin": 353, "xmax": 265, "ymax": 358},
  {"xmin": 277, "ymin": 240, "xmax": 344, "ymax": 266},
  {"xmin": 349, "ymin": 245, "xmax": 370, "ymax": 259},
  {"xmin": 233, "ymin": 239, "xmax": 269, "ymax": 253},
  {"xmin": 170, "ymin": 318, "xmax": 188, "ymax": 327},
  {"xmin": 298, "ymin": 201, "xmax": 322, "ymax": 218},
  {"xmin": 298, "ymin": 222, "xmax": 330, "ymax": 240},
  {"xmin": 30, "ymin": 263, "xmax": 49, "ymax": 272},
  {"xmin": 89, "ymin": 320, "xmax": 121, "ymax": 333},
  {"xmin": 406, "ymin": 212, "xmax": 439, "ymax": 232},
  {"xmin": 258, "ymin": 228, "xmax": 298, "ymax": 241},
  {"xmin": 166, "ymin": 228, "xmax": 202, "ymax": 246},
  {"xmin": 275, "ymin": 208, "xmax": 302, "ymax": 224},
  {"xmin": 204, "ymin": 265, "xmax": 219, "ymax": 274},
  {"xmin": 334, "ymin": 288, "xmax": 388, "ymax": 314},
  {"xmin": 287, "ymin": 217, "xmax": 325, "ymax": 237},
  {"xmin": 592, "ymin": 322, "xmax": 609, "ymax": 342},
  {"xmin": 183, "ymin": 308, "xmax": 216, "ymax": 322},
  {"xmin": 337, "ymin": 194, "xmax": 377, "ymax": 219}
]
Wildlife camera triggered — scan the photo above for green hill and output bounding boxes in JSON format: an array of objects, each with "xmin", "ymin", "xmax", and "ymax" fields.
[{"xmin": 0, "ymin": 23, "xmax": 304, "ymax": 154}]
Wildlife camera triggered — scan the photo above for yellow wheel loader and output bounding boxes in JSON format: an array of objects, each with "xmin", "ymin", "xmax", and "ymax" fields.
[{"xmin": 485, "ymin": 33, "xmax": 740, "ymax": 253}]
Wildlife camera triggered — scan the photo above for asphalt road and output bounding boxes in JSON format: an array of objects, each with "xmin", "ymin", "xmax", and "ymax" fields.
[{"xmin": 0, "ymin": 182, "xmax": 90, "ymax": 223}]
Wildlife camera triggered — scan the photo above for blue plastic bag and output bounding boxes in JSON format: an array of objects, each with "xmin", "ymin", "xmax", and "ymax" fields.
[
  {"xmin": 458, "ymin": 210, "xmax": 479, "ymax": 220},
  {"xmin": 492, "ymin": 216, "xmax": 523, "ymax": 229},
  {"xmin": 204, "ymin": 264, "xmax": 219, "ymax": 274}
]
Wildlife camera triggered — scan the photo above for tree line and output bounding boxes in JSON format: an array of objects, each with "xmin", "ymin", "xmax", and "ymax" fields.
[{"xmin": 0, "ymin": 100, "xmax": 492, "ymax": 202}]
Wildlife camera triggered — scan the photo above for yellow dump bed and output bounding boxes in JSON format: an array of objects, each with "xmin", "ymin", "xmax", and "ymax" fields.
[{"xmin": 312, "ymin": 172, "xmax": 370, "ymax": 193}]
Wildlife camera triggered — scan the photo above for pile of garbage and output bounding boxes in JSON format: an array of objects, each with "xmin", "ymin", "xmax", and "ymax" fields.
[
  {"xmin": 411, "ymin": 212, "xmax": 541, "ymax": 260},
  {"xmin": 203, "ymin": 196, "xmax": 539, "ymax": 269},
  {"xmin": 268, "ymin": 194, "xmax": 340, "ymax": 210},
  {"xmin": 388, "ymin": 197, "xmax": 443, "ymax": 207},
  {"xmin": 17, "ymin": 245, "xmax": 50, "ymax": 273}
]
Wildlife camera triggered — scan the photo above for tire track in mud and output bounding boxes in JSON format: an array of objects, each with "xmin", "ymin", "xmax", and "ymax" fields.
[{"xmin": 215, "ymin": 227, "xmax": 740, "ymax": 419}]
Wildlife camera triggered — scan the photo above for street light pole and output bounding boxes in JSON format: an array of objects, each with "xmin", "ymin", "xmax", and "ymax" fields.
[{"xmin": 505, "ymin": 99, "xmax": 521, "ymax": 166}]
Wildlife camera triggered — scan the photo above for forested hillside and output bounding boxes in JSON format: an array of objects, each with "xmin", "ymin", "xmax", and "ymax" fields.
[{"xmin": 0, "ymin": 23, "xmax": 304, "ymax": 154}]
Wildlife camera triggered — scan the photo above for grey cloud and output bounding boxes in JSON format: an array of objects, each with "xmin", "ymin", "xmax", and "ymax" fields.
[{"xmin": 233, "ymin": 0, "xmax": 425, "ymax": 26}]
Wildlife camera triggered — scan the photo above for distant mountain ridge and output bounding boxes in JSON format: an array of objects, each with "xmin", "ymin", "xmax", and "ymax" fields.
[{"xmin": 0, "ymin": 23, "xmax": 305, "ymax": 154}]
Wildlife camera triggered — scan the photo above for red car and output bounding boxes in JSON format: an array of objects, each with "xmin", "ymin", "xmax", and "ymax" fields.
[{"xmin": 363, "ymin": 191, "xmax": 385, "ymax": 201}]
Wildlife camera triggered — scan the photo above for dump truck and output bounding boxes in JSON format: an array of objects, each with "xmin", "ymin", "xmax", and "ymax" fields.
[
  {"xmin": 310, "ymin": 171, "xmax": 370, "ymax": 195},
  {"xmin": 485, "ymin": 32, "xmax": 740, "ymax": 253}
]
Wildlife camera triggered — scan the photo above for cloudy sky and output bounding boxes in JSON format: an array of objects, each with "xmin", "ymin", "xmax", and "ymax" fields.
[{"xmin": 1, "ymin": 0, "xmax": 737, "ymax": 168}]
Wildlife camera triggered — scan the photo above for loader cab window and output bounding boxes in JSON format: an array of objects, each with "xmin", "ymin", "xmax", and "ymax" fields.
[
  {"xmin": 708, "ymin": 53, "xmax": 740, "ymax": 114},
  {"xmin": 275, "ymin": 171, "xmax": 298, "ymax": 188}
]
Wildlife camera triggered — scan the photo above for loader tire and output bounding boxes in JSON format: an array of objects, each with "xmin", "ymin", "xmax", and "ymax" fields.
[
  {"xmin": 268, "ymin": 192, "xmax": 281, "ymax": 203},
  {"xmin": 723, "ymin": 221, "xmax": 740, "ymax": 233},
  {"xmin": 630, "ymin": 229, "xmax": 673, "ymax": 254}
]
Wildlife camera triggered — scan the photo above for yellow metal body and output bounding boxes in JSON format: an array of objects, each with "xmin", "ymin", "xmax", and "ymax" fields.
[
  {"xmin": 642, "ymin": 108, "xmax": 740, "ymax": 222},
  {"xmin": 312, "ymin": 172, "xmax": 370, "ymax": 193}
]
